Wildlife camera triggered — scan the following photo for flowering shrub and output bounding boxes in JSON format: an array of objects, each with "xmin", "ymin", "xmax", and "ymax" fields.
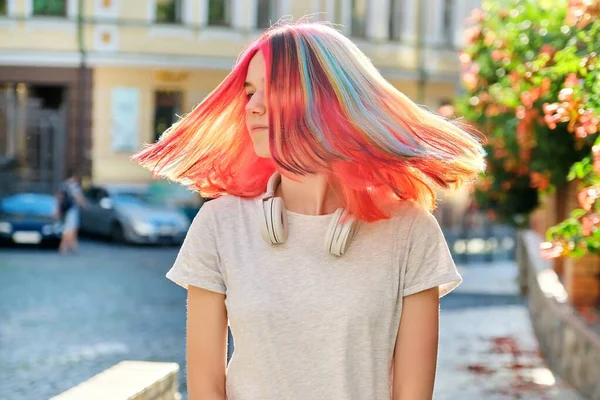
[
  {"xmin": 539, "ymin": 0, "xmax": 600, "ymax": 258},
  {"xmin": 455, "ymin": 0, "xmax": 599, "ymax": 228},
  {"xmin": 542, "ymin": 144, "xmax": 600, "ymax": 258}
]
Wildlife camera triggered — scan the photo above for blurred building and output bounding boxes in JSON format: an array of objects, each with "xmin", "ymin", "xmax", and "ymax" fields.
[{"xmin": 0, "ymin": 0, "xmax": 481, "ymax": 188}]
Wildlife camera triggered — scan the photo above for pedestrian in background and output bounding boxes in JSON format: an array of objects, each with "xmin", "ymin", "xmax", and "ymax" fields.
[
  {"xmin": 55, "ymin": 168, "xmax": 87, "ymax": 255},
  {"xmin": 134, "ymin": 21, "xmax": 486, "ymax": 400}
]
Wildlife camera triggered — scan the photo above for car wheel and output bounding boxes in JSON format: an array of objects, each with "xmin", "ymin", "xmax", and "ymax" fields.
[
  {"xmin": 42, "ymin": 239, "xmax": 61, "ymax": 250},
  {"xmin": 110, "ymin": 222, "xmax": 125, "ymax": 243}
]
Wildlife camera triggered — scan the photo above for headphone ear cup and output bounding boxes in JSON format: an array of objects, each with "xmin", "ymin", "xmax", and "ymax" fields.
[
  {"xmin": 325, "ymin": 209, "xmax": 358, "ymax": 256},
  {"xmin": 260, "ymin": 197, "xmax": 288, "ymax": 245}
]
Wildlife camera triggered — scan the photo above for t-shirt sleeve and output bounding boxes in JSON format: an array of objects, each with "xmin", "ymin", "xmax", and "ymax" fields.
[
  {"xmin": 69, "ymin": 183, "xmax": 83, "ymax": 197},
  {"xmin": 402, "ymin": 206, "xmax": 462, "ymax": 298},
  {"xmin": 165, "ymin": 203, "xmax": 226, "ymax": 294}
]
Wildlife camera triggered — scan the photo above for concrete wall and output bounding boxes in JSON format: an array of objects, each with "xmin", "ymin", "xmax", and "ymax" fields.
[
  {"xmin": 519, "ymin": 230, "xmax": 600, "ymax": 399},
  {"xmin": 50, "ymin": 360, "xmax": 180, "ymax": 400}
]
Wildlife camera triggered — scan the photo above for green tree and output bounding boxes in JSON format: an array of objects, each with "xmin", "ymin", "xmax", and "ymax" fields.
[{"xmin": 456, "ymin": 0, "xmax": 600, "ymax": 228}]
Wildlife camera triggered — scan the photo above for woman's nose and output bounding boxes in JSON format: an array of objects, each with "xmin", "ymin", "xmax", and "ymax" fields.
[{"xmin": 246, "ymin": 91, "xmax": 266, "ymax": 115}]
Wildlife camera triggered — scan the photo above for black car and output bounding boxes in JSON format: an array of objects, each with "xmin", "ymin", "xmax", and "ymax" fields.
[{"xmin": 0, "ymin": 193, "xmax": 63, "ymax": 248}]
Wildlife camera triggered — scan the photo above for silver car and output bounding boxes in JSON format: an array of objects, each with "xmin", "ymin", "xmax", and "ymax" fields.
[{"xmin": 80, "ymin": 185, "xmax": 191, "ymax": 245}]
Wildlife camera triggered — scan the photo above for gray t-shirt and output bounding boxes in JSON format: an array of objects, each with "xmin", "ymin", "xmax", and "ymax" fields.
[{"xmin": 166, "ymin": 195, "xmax": 461, "ymax": 400}]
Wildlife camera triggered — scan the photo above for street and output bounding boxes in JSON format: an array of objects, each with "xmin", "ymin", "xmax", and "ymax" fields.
[
  {"xmin": 0, "ymin": 241, "xmax": 187, "ymax": 400},
  {"xmin": 0, "ymin": 241, "xmax": 583, "ymax": 400}
]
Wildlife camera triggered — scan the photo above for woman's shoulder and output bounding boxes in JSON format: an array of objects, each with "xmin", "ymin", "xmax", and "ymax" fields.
[
  {"xmin": 193, "ymin": 194, "xmax": 258, "ymax": 226},
  {"xmin": 385, "ymin": 200, "xmax": 442, "ymax": 236},
  {"xmin": 199, "ymin": 194, "xmax": 258, "ymax": 212},
  {"xmin": 388, "ymin": 200, "xmax": 431, "ymax": 222}
]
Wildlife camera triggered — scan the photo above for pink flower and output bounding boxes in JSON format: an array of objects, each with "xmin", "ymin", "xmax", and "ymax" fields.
[
  {"xmin": 580, "ymin": 111, "xmax": 599, "ymax": 134},
  {"xmin": 543, "ymin": 103, "xmax": 559, "ymax": 114},
  {"xmin": 566, "ymin": 0, "xmax": 598, "ymax": 28},
  {"xmin": 483, "ymin": 31, "xmax": 496, "ymax": 47},
  {"xmin": 438, "ymin": 104, "xmax": 455, "ymax": 117},
  {"xmin": 517, "ymin": 165, "xmax": 530, "ymax": 176},
  {"xmin": 459, "ymin": 52, "xmax": 472, "ymax": 66},
  {"xmin": 493, "ymin": 147, "xmax": 509, "ymax": 159},
  {"xmin": 575, "ymin": 125, "xmax": 588, "ymax": 138},
  {"xmin": 530, "ymin": 172, "xmax": 550, "ymax": 191},
  {"xmin": 542, "ymin": 102, "xmax": 570, "ymax": 130},
  {"xmin": 544, "ymin": 114, "xmax": 559, "ymax": 129},
  {"xmin": 558, "ymin": 87, "xmax": 574, "ymax": 102},
  {"xmin": 565, "ymin": 73, "xmax": 581, "ymax": 88},
  {"xmin": 520, "ymin": 91, "xmax": 537, "ymax": 109},
  {"xmin": 464, "ymin": 26, "xmax": 482, "ymax": 44},
  {"xmin": 540, "ymin": 77, "xmax": 552, "ymax": 96},
  {"xmin": 490, "ymin": 50, "xmax": 504, "ymax": 62},
  {"xmin": 539, "ymin": 44, "xmax": 556, "ymax": 57},
  {"xmin": 577, "ymin": 187, "xmax": 600, "ymax": 211},
  {"xmin": 462, "ymin": 71, "xmax": 478, "ymax": 90},
  {"xmin": 592, "ymin": 145, "xmax": 600, "ymax": 175},
  {"xmin": 469, "ymin": 8, "xmax": 487, "ymax": 23},
  {"xmin": 581, "ymin": 213, "xmax": 600, "ymax": 235},
  {"xmin": 540, "ymin": 241, "xmax": 565, "ymax": 260},
  {"xmin": 485, "ymin": 104, "xmax": 501, "ymax": 117}
]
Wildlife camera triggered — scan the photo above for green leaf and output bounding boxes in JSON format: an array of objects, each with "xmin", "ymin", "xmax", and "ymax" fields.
[{"xmin": 571, "ymin": 208, "xmax": 587, "ymax": 219}]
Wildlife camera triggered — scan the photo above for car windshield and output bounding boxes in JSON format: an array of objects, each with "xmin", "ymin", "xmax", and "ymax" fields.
[
  {"xmin": 112, "ymin": 193, "xmax": 149, "ymax": 207},
  {"xmin": 0, "ymin": 194, "xmax": 56, "ymax": 217}
]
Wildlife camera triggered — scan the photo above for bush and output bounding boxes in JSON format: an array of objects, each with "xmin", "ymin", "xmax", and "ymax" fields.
[{"xmin": 455, "ymin": 0, "xmax": 600, "ymax": 228}]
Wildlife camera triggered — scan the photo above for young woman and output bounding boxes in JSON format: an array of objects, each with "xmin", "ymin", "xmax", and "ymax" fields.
[
  {"xmin": 55, "ymin": 170, "xmax": 87, "ymax": 255},
  {"xmin": 134, "ymin": 22, "xmax": 485, "ymax": 400}
]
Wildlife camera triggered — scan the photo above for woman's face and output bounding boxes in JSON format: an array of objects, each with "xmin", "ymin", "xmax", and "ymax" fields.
[{"xmin": 244, "ymin": 52, "xmax": 270, "ymax": 158}]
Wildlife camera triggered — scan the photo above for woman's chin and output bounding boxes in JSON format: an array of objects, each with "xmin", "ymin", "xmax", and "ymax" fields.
[{"xmin": 253, "ymin": 146, "xmax": 271, "ymax": 159}]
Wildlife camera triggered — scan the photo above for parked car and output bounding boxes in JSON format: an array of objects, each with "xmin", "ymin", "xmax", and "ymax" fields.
[
  {"xmin": 80, "ymin": 185, "xmax": 191, "ymax": 245},
  {"xmin": 0, "ymin": 193, "xmax": 63, "ymax": 248}
]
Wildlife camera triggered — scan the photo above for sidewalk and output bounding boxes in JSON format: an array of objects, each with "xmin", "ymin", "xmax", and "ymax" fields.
[{"xmin": 434, "ymin": 261, "xmax": 584, "ymax": 400}]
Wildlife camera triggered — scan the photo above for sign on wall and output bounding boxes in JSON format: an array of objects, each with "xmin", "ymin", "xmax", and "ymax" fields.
[{"xmin": 111, "ymin": 87, "xmax": 140, "ymax": 153}]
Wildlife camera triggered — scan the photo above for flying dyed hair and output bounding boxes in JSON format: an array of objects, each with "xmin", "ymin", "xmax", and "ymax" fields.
[{"xmin": 132, "ymin": 21, "xmax": 486, "ymax": 223}]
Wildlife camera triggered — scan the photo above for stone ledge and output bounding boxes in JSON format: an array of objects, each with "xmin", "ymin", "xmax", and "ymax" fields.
[
  {"xmin": 519, "ymin": 230, "xmax": 600, "ymax": 399},
  {"xmin": 50, "ymin": 360, "xmax": 180, "ymax": 400}
]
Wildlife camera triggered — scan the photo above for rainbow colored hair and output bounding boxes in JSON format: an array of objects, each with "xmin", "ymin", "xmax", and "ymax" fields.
[{"xmin": 132, "ymin": 22, "xmax": 486, "ymax": 222}]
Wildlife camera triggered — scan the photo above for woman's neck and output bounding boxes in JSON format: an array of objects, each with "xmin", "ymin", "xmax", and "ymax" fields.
[{"xmin": 275, "ymin": 173, "xmax": 343, "ymax": 216}]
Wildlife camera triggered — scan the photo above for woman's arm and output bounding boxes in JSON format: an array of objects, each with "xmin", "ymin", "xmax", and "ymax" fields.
[
  {"xmin": 74, "ymin": 192, "xmax": 88, "ymax": 208},
  {"xmin": 53, "ymin": 191, "xmax": 63, "ymax": 219},
  {"xmin": 392, "ymin": 286, "xmax": 440, "ymax": 400},
  {"xmin": 186, "ymin": 285, "xmax": 228, "ymax": 400}
]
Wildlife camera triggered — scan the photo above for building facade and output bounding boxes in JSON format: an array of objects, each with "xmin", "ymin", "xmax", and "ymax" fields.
[{"xmin": 0, "ymin": 0, "xmax": 481, "ymax": 188}]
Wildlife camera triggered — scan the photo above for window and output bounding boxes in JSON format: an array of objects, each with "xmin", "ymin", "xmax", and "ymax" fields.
[
  {"xmin": 33, "ymin": 0, "xmax": 67, "ymax": 17},
  {"xmin": 350, "ymin": 0, "xmax": 367, "ymax": 38},
  {"xmin": 154, "ymin": 91, "xmax": 183, "ymax": 142},
  {"xmin": 208, "ymin": 0, "xmax": 230, "ymax": 26},
  {"xmin": 389, "ymin": 0, "xmax": 402, "ymax": 40},
  {"xmin": 334, "ymin": 0, "xmax": 343, "ymax": 25},
  {"xmin": 443, "ymin": 0, "xmax": 454, "ymax": 45},
  {"xmin": 257, "ymin": 0, "xmax": 278, "ymax": 29},
  {"xmin": 155, "ymin": 0, "xmax": 183, "ymax": 24}
]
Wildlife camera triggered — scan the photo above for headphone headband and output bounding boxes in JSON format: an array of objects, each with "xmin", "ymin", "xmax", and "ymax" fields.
[
  {"xmin": 259, "ymin": 170, "xmax": 358, "ymax": 256},
  {"xmin": 264, "ymin": 171, "xmax": 282, "ymax": 199}
]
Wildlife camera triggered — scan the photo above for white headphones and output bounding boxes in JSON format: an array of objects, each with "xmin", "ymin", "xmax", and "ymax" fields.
[{"xmin": 260, "ymin": 172, "xmax": 359, "ymax": 256}]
